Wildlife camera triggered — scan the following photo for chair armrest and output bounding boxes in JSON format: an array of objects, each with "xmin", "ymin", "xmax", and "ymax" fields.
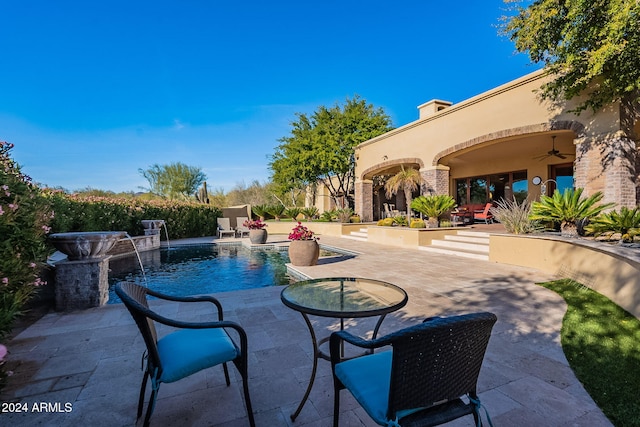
[
  {"xmin": 144, "ymin": 288, "xmax": 225, "ymax": 320},
  {"xmin": 330, "ymin": 330, "xmax": 395, "ymax": 366}
]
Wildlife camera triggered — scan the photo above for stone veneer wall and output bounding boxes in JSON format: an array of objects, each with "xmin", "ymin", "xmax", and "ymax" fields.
[
  {"xmin": 575, "ymin": 132, "xmax": 638, "ymax": 208},
  {"xmin": 355, "ymin": 180, "xmax": 373, "ymax": 222}
]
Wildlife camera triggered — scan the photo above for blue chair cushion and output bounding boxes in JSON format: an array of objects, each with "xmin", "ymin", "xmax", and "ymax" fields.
[
  {"xmin": 335, "ymin": 351, "xmax": 423, "ymax": 425},
  {"xmin": 157, "ymin": 328, "xmax": 238, "ymax": 383}
]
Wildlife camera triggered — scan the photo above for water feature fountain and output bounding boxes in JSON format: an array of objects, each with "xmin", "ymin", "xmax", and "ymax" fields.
[{"xmin": 49, "ymin": 231, "xmax": 126, "ymax": 311}]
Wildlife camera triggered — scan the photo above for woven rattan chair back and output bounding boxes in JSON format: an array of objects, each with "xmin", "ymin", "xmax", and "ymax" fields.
[
  {"xmin": 115, "ymin": 282, "xmax": 162, "ymax": 372},
  {"xmin": 388, "ymin": 312, "xmax": 497, "ymax": 418}
]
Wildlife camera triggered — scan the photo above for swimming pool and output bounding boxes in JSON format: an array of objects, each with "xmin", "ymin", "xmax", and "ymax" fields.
[{"xmin": 107, "ymin": 244, "xmax": 291, "ymax": 303}]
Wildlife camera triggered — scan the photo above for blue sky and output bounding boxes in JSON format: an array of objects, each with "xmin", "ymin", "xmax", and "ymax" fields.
[{"xmin": 1, "ymin": 1, "xmax": 539, "ymax": 193}]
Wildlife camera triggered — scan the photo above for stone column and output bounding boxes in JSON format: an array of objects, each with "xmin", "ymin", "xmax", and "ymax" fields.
[
  {"xmin": 419, "ymin": 166, "xmax": 450, "ymax": 195},
  {"xmin": 54, "ymin": 256, "xmax": 111, "ymax": 311},
  {"xmin": 355, "ymin": 180, "xmax": 373, "ymax": 222},
  {"xmin": 574, "ymin": 132, "xmax": 638, "ymax": 208}
]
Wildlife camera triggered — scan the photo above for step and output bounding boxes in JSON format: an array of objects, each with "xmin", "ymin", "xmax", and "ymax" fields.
[
  {"xmin": 456, "ymin": 231, "xmax": 491, "ymax": 238},
  {"xmin": 430, "ymin": 239, "xmax": 489, "ymax": 253},
  {"xmin": 443, "ymin": 234, "xmax": 489, "ymax": 245},
  {"xmin": 349, "ymin": 231, "xmax": 369, "ymax": 238},
  {"xmin": 418, "ymin": 245, "xmax": 490, "ymax": 261},
  {"xmin": 340, "ymin": 234, "xmax": 367, "ymax": 242}
]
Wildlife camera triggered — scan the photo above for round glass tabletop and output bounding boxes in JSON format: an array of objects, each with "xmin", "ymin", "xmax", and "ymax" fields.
[{"xmin": 281, "ymin": 277, "xmax": 408, "ymax": 318}]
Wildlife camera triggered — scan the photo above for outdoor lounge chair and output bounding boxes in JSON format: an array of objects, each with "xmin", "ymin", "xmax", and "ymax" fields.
[
  {"xmin": 330, "ymin": 311, "xmax": 497, "ymax": 427},
  {"xmin": 217, "ymin": 217, "xmax": 236, "ymax": 238},
  {"xmin": 115, "ymin": 282, "xmax": 255, "ymax": 427},
  {"xmin": 235, "ymin": 216, "xmax": 250, "ymax": 238},
  {"xmin": 474, "ymin": 203, "xmax": 494, "ymax": 224}
]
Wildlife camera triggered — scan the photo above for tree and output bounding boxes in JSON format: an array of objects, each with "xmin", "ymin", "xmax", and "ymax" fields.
[
  {"xmin": 384, "ymin": 166, "xmax": 423, "ymax": 219},
  {"xmin": 138, "ymin": 162, "xmax": 206, "ymax": 200},
  {"xmin": 501, "ymin": 0, "xmax": 640, "ymax": 113},
  {"xmin": 270, "ymin": 95, "xmax": 393, "ymax": 208}
]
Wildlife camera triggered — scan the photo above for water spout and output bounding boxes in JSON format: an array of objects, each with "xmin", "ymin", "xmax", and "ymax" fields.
[
  {"xmin": 162, "ymin": 220, "xmax": 171, "ymax": 250},
  {"xmin": 124, "ymin": 233, "xmax": 148, "ymax": 286}
]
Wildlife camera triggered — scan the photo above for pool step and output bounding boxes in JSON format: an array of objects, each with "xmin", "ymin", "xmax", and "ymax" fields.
[{"xmin": 420, "ymin": 231, "xmax": 490, "ymax": 261}]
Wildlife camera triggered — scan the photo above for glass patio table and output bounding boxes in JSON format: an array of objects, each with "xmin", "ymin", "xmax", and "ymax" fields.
[{"xmin": 280, "ymin": 277, "xmax": 408, "ymax": 421}]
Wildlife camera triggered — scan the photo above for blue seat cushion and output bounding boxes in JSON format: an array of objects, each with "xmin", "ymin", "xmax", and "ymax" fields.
[
  {"xmin": 335, "ymin": 351, "xmax": 423, "ymax": 425},
  {"xmin": 157, "ymin": 328, "xmax": 238, "ymax": 383}
]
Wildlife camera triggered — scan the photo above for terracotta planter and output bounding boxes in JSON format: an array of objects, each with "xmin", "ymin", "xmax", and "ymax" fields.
[
  {"xmin": 249, "ymin": 229, "xmax": 268, "ymax": 244},
  {"xmin": 288, "ymin": 240, "xmax": 320, "ymax": 266}
]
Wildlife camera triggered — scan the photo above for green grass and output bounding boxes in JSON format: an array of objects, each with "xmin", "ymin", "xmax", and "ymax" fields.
[{"xmin": 540, "ymin": 279, "xmax": 640, "ymax": 427}]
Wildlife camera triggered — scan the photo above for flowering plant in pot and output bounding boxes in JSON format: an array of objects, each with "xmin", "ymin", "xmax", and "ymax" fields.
[
  {"xmin": 244, "ymin": 219, "xmax": 268, "ymax": 243},
  {"xmin": 288, "ymin": 222, "xmax": 319, "ymax": 266},
  {"xmin": 288, "ymin": 222, "xmax": 318, "ymax": 241},
  {"xmin": 243, "ymin": 219, "xmax": 267, "ymax": 230}
]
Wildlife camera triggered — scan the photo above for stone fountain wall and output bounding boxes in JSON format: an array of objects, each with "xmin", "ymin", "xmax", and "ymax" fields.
[{"xmin": 108, "ymin": 234, "xmax": 161, "ymax": 258}]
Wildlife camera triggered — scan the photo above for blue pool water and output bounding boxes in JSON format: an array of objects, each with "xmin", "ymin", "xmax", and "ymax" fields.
[{"xmin": 108, "ymin": 245, "xmax": 291, "ymax": 303}]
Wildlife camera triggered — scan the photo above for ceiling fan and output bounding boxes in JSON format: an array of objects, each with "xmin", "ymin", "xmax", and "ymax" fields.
[{"xmin": 533, "ymin": 135, "xmax": 574, "ymax": 161}]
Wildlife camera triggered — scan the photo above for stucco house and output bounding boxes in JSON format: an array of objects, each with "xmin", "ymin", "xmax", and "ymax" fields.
[{"xmin": 339, "ymin": 70, "xmax": 639, "ymax": 222}]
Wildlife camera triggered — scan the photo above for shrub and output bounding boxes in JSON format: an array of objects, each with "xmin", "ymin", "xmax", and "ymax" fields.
[
  {"xmin": 320, "ymin": 209, "xmax": 335, "ymax": 222},
  {"xmin": 266, "ymin": 204, "xmax": 285, "ymax": 220},
  {"xmin": 392, "ymin": 215, "xmax": 408, "ymax": 226},
  {"xmin": 491, "ymin": 197, "xmax": 542, "ymax": 234},
  {"xmin": 336, "ymin": 208, "xmax": 353, "ymax": 223},
  {"xmin": 0, "ymin": 142, "xmax": 54, "ymax": 391},
  {"xmin": 285, "ymin": 207, "xmax": 303, "ymax": 220},
  {"xmin": 45, "ymin": 192, "xmax": 221, "ymax": 239},
  {"xmin": 530, "ymin": 188, "xmax": 615, "ymax": 237},
  {"xmin": 410, "ymin": 219, "xmax": 426, "ymax": 228},
  {"xmin": 251, "ymin": 204, "xmax": 269, "ymax": 220},
  {"xmin": 301, "ymin": 206, "xmax": 319, "ymax": 221},
  {"xmin": 411, "ymin": 195, "xmax": 457, "ymax": 219},
  {"xmin": 585, "ymin": 206, "xmax": 640, "ymax": 243},
  {"xmin": 377, "ymin": 217, "xmax": 395, "ymax": 226}
]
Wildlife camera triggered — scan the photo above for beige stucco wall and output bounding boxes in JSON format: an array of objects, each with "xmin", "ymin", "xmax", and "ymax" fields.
[
  {"xmin": 490, "ymin": 234, "xmax": 640, "ymax": 320},
  {"xmin": 352, "ymin": 69, "xmax": 636, "ymax": 221},
  {"xmin": 356, "ymin": 71, "xmax": 622, "ymax": 181}
]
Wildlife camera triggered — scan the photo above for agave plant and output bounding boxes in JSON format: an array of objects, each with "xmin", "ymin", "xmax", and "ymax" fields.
[
  {"xmin": 585, "ymin": 207, "xmax": 640, "ymax": 243},
  {"xmin": 410, "ymin": 194, "xmax": 456, "ymax": 227},
  {"xmin": 491, "ymin": 197, "xmax": 542, "ymax": 234},
  {"xmin": 530, "ymin": 188, "xmax": 615, "ymax": 237}
]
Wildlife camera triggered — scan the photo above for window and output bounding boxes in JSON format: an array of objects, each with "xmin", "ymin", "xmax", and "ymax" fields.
[{"xmin": 455, "ymin": 171, "xmax": 528, "ymax": 206}]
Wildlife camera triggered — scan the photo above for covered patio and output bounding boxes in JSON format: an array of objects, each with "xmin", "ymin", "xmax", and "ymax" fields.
[{"xmin": 3, "ymin": 235, "xmax": 611, "ymax": 426}]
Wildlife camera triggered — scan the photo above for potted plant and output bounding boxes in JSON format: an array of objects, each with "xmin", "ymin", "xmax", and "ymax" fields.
[
  {"xmin": 244, "ymin": 219, "xmax": 268, "ymax": 244},
  {"xmin": 288, "ymin": 222, "xmax": 320, "ymax": 266}
]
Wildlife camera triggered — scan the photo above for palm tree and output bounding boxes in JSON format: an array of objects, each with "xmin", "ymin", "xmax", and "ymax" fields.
[
  {"xmin": 530, "ymin": 188, "xmax": 615, "ymax": 237},
  {"xmin": 384, "ymin": 166, "xmax": 423, "ymax": 219}
]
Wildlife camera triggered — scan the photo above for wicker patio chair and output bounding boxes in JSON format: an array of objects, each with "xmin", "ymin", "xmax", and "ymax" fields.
[
  {"xmin": 115, "ymin": 282, "xmax": 255, "ymax": 427},
  {"xmin": 330, "ymin": 311, "xmax": 497, "ymax": 427}
]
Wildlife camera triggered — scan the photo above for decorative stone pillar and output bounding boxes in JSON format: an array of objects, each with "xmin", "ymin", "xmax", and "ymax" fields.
[
  {"xmin": 574, "ymin": 132, "xmax": 638, "ymax": 208},
  {"xmin": 141, "ymin": 219, "xmax": 165, "ymax": 236},
  {"xmin": 54, "ymin": 256, "xmax": 111, "ymax": 311},
  {"xmin": 419, "ymin": 166, "xmax": 450, "ymax": 195},
  {"xmin": 355, "ymin": 180, "xmax": 373, "ymax": 222}
]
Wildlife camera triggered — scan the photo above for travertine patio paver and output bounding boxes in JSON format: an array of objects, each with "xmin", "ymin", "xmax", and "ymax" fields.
[{"xmin": 1, "ymin": 234, "xmax": 613, "ymax": 426}]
